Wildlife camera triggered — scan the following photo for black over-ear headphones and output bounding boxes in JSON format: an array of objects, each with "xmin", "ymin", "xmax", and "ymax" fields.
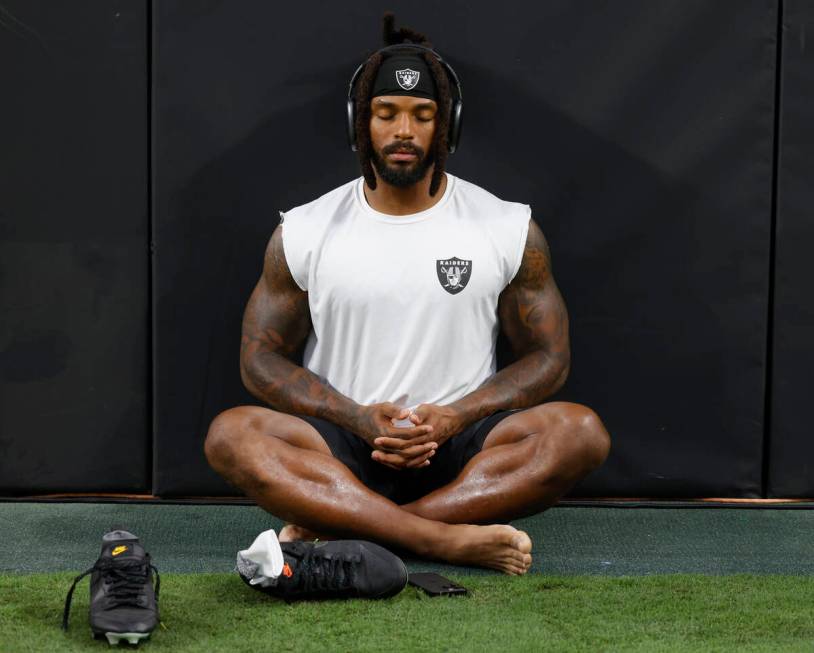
[{"xmin": 346, "ymin": 43, "xmax": 464, "ymax": 154}]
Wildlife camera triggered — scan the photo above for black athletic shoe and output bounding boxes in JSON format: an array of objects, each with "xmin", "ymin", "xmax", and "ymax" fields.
[
  {"xmin": 62, "ymin": 529, "xmax": 160, "ymax": 645},
  {"xmin": 237, "ymin": 537, "xmax": 408, "ymax": 601}
]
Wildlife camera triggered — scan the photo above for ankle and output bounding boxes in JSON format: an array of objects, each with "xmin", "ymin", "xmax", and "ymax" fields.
[{"xmin": 412, "ymin": 521, "xmax": 459, "ymax": 560}]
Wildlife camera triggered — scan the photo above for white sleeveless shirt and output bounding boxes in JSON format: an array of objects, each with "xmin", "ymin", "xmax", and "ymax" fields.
[{"xmin": 280, "ymin": 173, "xmax": 530, "ymax": 409}]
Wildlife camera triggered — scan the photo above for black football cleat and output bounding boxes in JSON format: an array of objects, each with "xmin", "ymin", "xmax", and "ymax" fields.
[
  {"xmin": 236, "ymin": 529, "xmax": 408, "ymax": 601},
  {"xmin": 62, "ymin": 529, "xmax": 160, "ymax": 645}
]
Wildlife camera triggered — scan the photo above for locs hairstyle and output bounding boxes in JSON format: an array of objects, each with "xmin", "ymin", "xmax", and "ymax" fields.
[{"xmin": 354, "ymin": 13, "xmax": 453, "ymax": 197}]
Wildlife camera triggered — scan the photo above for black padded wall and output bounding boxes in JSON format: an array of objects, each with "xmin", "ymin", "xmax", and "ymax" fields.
[
  {"xmin": 153, "ymin": 1, "xmax": 777, "ymax": 497},
  {"xmin": 767, "ymin": 0, "xmax": 814, "ymax": 497},
  {"xmin": 437, "ymin": 1, "xmax": 777, "ymax": 498},
  {"xmin": 0, "ymin": 3, "xmax": 150, "ymax": 491}
]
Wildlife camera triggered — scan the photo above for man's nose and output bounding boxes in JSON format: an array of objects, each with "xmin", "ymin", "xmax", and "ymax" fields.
[{"xmin": 394, "ymin": 113, "xmax": 414, "ymax": 139}]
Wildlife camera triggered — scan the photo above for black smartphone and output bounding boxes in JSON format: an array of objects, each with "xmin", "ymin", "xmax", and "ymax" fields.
[{"xmin": 408, "ymin": 572, "xmax": 468, "ymax": 597}]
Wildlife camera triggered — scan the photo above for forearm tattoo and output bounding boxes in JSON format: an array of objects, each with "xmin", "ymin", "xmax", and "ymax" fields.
[{"xmin": 240, "ymin": 226, "xmax": 357, "ymax": 427}]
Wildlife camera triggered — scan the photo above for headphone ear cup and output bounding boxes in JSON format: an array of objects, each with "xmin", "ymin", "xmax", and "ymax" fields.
[
  {"xmin": 448, "ymin": 99, "xmax": 463, "ymax": 154},
  {"xmin": 347, "ymin": 98, "xmax": 358, "ymax": 152}
]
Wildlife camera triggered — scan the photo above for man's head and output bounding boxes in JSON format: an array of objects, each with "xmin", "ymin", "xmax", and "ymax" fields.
[
  {"xmin": 369, "ymin": 95, "xmax": 437, "ymax": 189},
  {"xmin": 353, "ymin": 15, "xmax": 453, "ymax": 196}
]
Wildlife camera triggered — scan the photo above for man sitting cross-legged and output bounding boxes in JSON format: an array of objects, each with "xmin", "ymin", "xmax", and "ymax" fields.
[{"xmin": 204, "ymin": 18, "xmax": 610, "ymax": 575}]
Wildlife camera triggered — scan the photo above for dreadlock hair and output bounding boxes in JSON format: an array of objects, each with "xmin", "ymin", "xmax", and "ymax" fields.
[{"xmin": 354, "ymin": 12, "xmax": 453, "ymax": 197}]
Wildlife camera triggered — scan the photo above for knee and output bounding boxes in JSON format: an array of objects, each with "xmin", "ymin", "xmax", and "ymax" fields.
[
  {"xmin": 568, "ymin": 404, "xmax": 611, "ymax": 469},
  {"xmin": 204, "ymin": 409, "xmax": 236, "ymax": 468},
  {"xmin": 544, "ymin": 402, "xmax": 611, "ymax": 470},
  {"xmin": 204, "ymin": 406, "xmax": 262, "ymax": 469}
]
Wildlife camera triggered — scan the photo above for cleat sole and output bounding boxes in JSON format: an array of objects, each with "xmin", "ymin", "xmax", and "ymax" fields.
[{"xmin": 103, "ymin": 631, "xmax": 152, "ymax": 646}]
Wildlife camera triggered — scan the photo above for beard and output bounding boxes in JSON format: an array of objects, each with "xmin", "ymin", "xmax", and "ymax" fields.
[{"xmin": 370, "ymin": 140, "xmax": 435, "ymax": 188}]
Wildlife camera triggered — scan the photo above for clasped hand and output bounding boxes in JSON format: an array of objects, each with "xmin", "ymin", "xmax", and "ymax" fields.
[{"xmin": 355, "ymin": 402, "xmax": 463, "ymax": 470}]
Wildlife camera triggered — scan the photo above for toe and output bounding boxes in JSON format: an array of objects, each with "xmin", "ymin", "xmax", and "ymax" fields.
[
  {"xmin": 499, "ymin": 557, "xmax": 526, "ymax": 575},
  {"xmin": 511, "ymin": 530, "xmax": 533, "ymax": 554},
  {"xmin": 505, "ymin": 546, "xmax": 531, "ymax": 565}
]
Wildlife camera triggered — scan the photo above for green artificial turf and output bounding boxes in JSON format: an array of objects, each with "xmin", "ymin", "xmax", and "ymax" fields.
[
  {"xmin": 5, "ymin": 503, "xmax": 814, "ymax": 575},
  {"xmin": 2, "ymin": 573, "xmax": 813, "ymax": 652}
]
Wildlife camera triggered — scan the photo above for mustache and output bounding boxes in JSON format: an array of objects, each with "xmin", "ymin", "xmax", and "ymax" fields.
[{"xmin": 381, "ymin": 142, "xmax": 425, "ymax": 158}]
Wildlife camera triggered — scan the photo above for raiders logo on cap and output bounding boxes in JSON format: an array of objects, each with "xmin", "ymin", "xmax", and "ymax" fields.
[{"xmin": 396, "ymin": 69, "xmax": 420, "ymax": 90}]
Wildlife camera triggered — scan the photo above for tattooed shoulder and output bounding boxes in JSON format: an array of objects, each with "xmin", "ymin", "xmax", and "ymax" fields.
[
  {"xmin": 514, "ymin": 219, "xmax": 551, "ymax": 288},
  {"xmin": 263, "ymin": 225, "xmax": 299, "ymax": 291},
  {"xmin": 265, "ymin": 225, "xmax": 286, "ymax": 275}
]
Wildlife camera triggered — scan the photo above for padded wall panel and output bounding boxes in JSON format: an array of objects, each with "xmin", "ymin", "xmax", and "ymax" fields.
[
  {"xmin": 153, "ymin": 1, "xmax": 775, "ymax": 496},
  {"xmin": 470, "ymin": 0, "xmax": 777, "ymax": 498},
  {"xmin": 0, "ymin": 2, "xmax": 150, "ymax": 491},
  {"xmin": 767, "ymin": 0, "xmax": 814, "ymax": 497}
]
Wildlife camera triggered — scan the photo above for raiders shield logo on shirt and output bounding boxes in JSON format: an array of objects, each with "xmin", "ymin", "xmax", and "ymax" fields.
[{"xmin": 437, "ymin": 257, "xmax": 472, "ymax": 294}]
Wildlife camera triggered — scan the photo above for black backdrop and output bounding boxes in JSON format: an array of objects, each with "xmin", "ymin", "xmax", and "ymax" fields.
[
  {"xmin": 0, "ymin": 2, "xmax": 149, "ymax": 492},
  {"xmin": 2, "ymin": 1, "xmax": 811, "ymax": 498}
]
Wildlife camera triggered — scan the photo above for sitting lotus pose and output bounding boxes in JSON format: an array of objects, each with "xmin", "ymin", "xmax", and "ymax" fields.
[{"xmin": 205, "ymin": 16, "xmax": 611, "ymax": 575}]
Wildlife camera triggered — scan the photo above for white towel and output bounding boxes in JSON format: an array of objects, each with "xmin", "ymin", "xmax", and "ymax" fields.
[{"xmin": 236, "ymin": 529, "xmax": 285, "ymax": 587}]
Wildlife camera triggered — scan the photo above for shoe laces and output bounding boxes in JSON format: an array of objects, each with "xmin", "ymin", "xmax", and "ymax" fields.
[
  {"xmin": 295, "ymin": 548, "xmax": 360, "ymax": 594},
  {"xmin": 62, "ymin": 557, "xmax": 160, "ymax": 631}
]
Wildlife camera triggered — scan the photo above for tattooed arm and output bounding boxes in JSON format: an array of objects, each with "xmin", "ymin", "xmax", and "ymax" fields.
[
  {"xmin": 447, "ymin": 218, "xmax": 570, "ymax": 423},
  {"xmin": 239, "ymin": 226, "xmax": 358, "ymax": 427},
  {"xmin": 240, "ymin": 225, "xmax": 434, "ymax": 453}
]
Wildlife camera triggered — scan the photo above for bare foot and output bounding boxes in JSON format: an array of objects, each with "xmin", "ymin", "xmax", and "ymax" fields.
[
  {"xmin": 279, "ymin": 523, "xmax": 332, "ymax": 543},
  {"xmin": 442, "ymin": 524, "xmax": 533, "ymax": 575}
]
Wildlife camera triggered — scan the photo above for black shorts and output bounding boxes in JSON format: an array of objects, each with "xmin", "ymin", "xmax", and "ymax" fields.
[{"xmin": 296, "ymin": 409, "xmax": 522, "ymax": 505}]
